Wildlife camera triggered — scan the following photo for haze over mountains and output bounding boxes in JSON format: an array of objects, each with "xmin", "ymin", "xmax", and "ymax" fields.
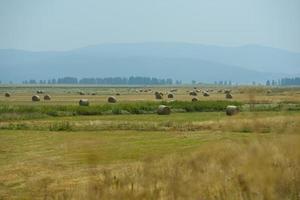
[{"xmin": 1, "ymin": 42, "xmax": 300, "ymax": 84}]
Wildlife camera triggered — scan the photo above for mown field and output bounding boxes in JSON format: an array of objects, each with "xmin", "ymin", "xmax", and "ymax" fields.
[{"xmin": 0, "ymin": 85, "xmax": 300, "ymax": 200}]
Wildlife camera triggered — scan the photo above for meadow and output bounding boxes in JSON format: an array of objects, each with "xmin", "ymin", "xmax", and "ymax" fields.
[{"xmin": 0, "ymin": 85, "xmax": 299, "ymax": 199}]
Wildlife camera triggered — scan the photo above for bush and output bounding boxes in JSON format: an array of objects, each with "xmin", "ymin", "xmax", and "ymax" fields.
[{"xmin": 49, "ymin": 121, "xmax": 72, "ymax": 131}]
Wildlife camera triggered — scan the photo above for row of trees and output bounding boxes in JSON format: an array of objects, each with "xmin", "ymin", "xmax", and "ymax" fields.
[
  {"xmin": 214, "ymin": 81, "xmax": 233, "ymax": 86},
  {"xmin": 279, "ymin": 77, "xmax": 300, "ymax": 86},
  {"xmin": 22, "ymin": 76, "xmax": 178, "ymax": 85},
  {"xmin": 265, "ymin": 78, "xmax": 300, "ymax": 86}
]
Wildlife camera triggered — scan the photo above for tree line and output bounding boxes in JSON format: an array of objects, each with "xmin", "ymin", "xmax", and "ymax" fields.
[
  {"xmin": 265, "ymin": 78, "xmax": 300, "ymax": 86},
  {"xmin": 22, "ymin": 76, "xmax": 179, "ymax": 85},
  {"xmin": 278, "ymin": 77, "xmax": 300, "ymax": 86}
]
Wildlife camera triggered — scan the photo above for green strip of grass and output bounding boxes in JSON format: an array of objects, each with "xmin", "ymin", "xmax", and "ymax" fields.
[{"xmin": 0, "ymin": 100, "xmax": 242, "ymax": 119}]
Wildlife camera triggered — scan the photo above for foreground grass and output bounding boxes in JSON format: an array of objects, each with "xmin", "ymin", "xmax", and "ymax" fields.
[
  {"xmin": 0, "ymin": 129, "xmax": 249, "ymax": 199},
  {"xmin": 0, "ymin": 130, "xmax": 298, "ymax": 199},
  {"xmin": 86, "ymin": 134, "xmax": 299, "ymax": 200},
  {"xmin": 0, "ymin": 111, "xmax": 299, "ymax": 199}
]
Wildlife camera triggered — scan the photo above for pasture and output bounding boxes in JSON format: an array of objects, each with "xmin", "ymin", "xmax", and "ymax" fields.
[{"xmin": 0, "ymin": 85, "xmax": 300, "ymax": 199}]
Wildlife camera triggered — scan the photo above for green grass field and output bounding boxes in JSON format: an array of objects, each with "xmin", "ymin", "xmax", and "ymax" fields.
[{"xmin": 0, "ymin": 85, "xmax": 300, "ymax": 199}]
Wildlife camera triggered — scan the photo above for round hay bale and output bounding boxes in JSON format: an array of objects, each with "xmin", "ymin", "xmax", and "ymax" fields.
[
  {"xmin": 157, "ymin": 105, "xmax": 171, "ymax": 115},
  {"xmin": 203, "ymin": 92, "xmax": 210, "ymax": 97},
  {"xmin": 155, "ymin": 92, "xmax": 163, "ymax": 99},
  {"xmin": 267, "ymin": 90, "xmax": 272, "ymax": 94},
  {"xmin": 170, "ymin": 89, "xmax": 177, "ymax": 92},
  {"xmin": 5, "ymin": 92, "xmax": 11, "ymax": 97},
  {"xmin": 192, "ymin": 97, "xmax": 198, "ymax": 102},
  {"xmin": 108, "ymin": 96, "xmax": 117, "ymax": 103},
  {"xmin": 196, "ymin": 89, "xmax": 201, "ymax": 93},
  {"xmin": 226, "ymin": 105, "xmax": 239, "ymax": 116},
  {"xmin": 32, "ymin": 95, "xmax": 40, "ymax": 102},
  {"xmin": 226, "ymin": 93, "xmax": 233, "ymax": 99},
  {"xmin": 91, "ymin": 93, "xmax": 96, "ymax": 96},
  {"xmin": 79, "ymin": 99, "xmax": 89, "ymax": 106},
  {"xmin": 167, "ymin": 93, "xmax": 174, "ymax": 98},
  {"xmin": 116, "ymin": 93, "xmax": 120, "ymax": 96},
  {"xmin": 224, "ymin": 90, "xmax": 231, "ymax": 94},
  {"xmin": 44, "ymin": 94, "xmax": 51, "ymax": 100},
  {"xmin": 79, "ymin": 92, "xmax": 85, "ymax": 95},
  {"xmin": 189, "ymin": 91, "xmax": 197, "ymax": 96}
]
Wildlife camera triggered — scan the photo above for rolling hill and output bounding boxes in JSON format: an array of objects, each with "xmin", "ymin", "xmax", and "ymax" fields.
[{"xmin": 1, "ymin": 43, "xmax": 299, "ymax": 83}]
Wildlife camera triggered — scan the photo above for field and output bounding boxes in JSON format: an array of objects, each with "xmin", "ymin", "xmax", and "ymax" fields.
[{"xmin": 0, "ymin": 85, "xmax": 300, "ymax": 199}]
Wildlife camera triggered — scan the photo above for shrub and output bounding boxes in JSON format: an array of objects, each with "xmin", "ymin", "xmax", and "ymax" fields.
[{"xmin": 49, "ymin": 121, "xmax": 72, "ymax": 131}]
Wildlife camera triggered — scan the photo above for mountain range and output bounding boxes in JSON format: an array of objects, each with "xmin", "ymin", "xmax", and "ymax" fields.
[{"xmin": 1, "ymin": 42, "xmax": 300, "ymax": 84}]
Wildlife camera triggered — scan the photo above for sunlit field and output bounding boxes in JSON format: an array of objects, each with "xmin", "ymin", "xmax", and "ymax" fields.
[{"xmin": 0, "ymin": 85, "xmax": 300, "ymax": 199}]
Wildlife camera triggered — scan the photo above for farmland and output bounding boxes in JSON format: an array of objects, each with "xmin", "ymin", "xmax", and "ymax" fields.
[{"xmin": 0, "ymin": 85, "xmax": 300, "ymax": 199}]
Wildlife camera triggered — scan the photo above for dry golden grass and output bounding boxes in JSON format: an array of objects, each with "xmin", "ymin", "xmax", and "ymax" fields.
[
  {"xmin": 78, "ymin": 134, "xmax": 300, "ymax": 200},
  {"xmin": 0, "ymin": 111, "xmax": 299, "ymax": 199},
  {"xmin": 1, "ymin": 132, "xmax": 298, "ymax": 200}
]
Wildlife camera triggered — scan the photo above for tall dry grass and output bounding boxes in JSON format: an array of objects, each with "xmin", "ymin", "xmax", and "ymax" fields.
[{"xmin": 20, "ymin": 133, "xmax": 300, "ymax": 200}]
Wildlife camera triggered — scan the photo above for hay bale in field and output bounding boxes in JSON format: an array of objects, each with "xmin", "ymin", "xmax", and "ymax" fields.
[
  {"xmin": 44, "ymin": 94, "xmax": 51, "ymax": 100},
  {"xmin": 170, "ymin": 89, "xmax": 177, "ymax": 92},
  {"xmin": 192, "ymin": 97, "xmax": 198, "ymax": 102},
  {"xmin": 226, "ymin": 93, "xmax": 233, "ymax": 99},
  {"xmin": 116, "ymin": 93, "xmax": 120, "ymax": 96},
  {"xmin": 267, "ymin": 90, "xmax": 272, "ymax": 94},
  {"xmin": 32, "ymin": 95, "xmax": 40, "ymax": 101},
  {"xmin": 79, "ymin": 99, "xmax": 89, "ymax": 106},
  {"xmin": 167, "ymin": 93, "xmax": 174, "ymax": 98},
  {"xmin": 224, "ymin": 89, "xmax": 231, "ymax": 94},
  {"xmin": 226, "ymin": 105, "xmax": 239, "ymax": 116},
  {"xmin": 108, "ymin": 96, "xmax": 117, "ymax": 103},
  {"xmin": 79, "ymin": 91, "xmax": 85, "ymax": 95},
  {"xmin": 196, "ymin": 89, "xmax": 201, "ymax": 93},
  {"xmin": 189, "ymin": 91, "xmax": 197, "ymax": 96},
  {"xmin": 203, "ymin": 92, "xmax": 210, "ymax": 97},
  {"xmin": 5, "ymin": 92, "xmax": 11, "ymax": 97},
  {"xmin": 36, "ymin": 90, "xmax": 44, "ymax": 94},
  {"xmin": 155, "ymin": 92, "xmax": 163, "ymax": 99},
  {"xmin": 91, "ymin": 92, "xmax": 96, "ymax": 96},
  {"xmin": 157, "ymin": 105, "xmax": 171, "ymax": 115}
]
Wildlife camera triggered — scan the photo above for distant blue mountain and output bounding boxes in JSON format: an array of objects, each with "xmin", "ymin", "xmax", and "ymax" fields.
[{"xmin": 1, "ymin": 43, "xmax": 299, "ymax": 83}]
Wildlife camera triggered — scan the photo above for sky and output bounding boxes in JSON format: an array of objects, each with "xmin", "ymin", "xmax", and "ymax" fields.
[{"xmin": 0, "ymin": 0, "xmax": 299, "ymax": 52}]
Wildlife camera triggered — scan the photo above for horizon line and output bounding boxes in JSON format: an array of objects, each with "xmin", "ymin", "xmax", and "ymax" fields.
[{"xmin": 0, "ymin": 42, "xmax": 299, "ymax": 54}]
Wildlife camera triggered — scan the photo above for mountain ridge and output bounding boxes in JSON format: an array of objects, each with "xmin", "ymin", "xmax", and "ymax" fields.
[{"xmin": 1, "ymin": 42, "xmax": 299, "ymax": 83}]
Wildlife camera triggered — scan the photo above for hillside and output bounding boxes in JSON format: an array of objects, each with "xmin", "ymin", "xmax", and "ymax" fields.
[{"xmin": 1, "ymin": 43, "xmax": 299, "ymax": 83}]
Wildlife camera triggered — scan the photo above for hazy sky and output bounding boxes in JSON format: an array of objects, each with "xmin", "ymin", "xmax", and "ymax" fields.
[{"xmin": 0, "ymin": 0, "xmax": 299, "ymax": 52}]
